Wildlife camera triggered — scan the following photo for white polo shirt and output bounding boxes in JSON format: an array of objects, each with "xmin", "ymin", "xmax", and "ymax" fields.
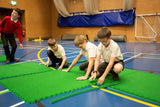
[
  {"xmin": 80, "ymin": 41, "xmax": 97, "ymax": 61},
  {"xmin": 48, "ymin": 45, "xmax": 65, "ymax": 58},
  {"xmin": 97, "ymin": 40, "xmax": 123, "ymax": 62}
]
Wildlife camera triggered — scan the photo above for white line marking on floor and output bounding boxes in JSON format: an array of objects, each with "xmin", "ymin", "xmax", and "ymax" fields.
[
  {"xmin": 124, "ymin": 53, "xmax": 142, "ymax": 62},
  {"xmin": 9, "ymin": 101, "xmax": 25, "ymax": 107},
  {"xmin": 0, "ymin": 89, "xmax": 9, "ymax": 94}
]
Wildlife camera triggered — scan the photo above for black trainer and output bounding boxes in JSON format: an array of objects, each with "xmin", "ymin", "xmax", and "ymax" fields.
[
  {"xmin": 6, "ymin": 58, "xmax": 10, "ymax": 63},
  {"xmin": 48, "ymin": 64, "xmax": 56, "ymax": 67},
  {"xmin": 10, "ymin": 58, "xmax": 19, "ymax": 62},
  {"xmin": 111, "ymin": 71, "xmax": 119, "ymax": 81}
]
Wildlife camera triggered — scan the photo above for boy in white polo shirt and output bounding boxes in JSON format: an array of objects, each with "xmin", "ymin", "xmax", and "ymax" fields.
[
  {"xmin": 63, "ymin": 35, "xmax": 97, "ymax": 81},
  {"xmin": 45, "ymin": 38, "xmax": 68, "ymax": 70},
  {"xmin": 89, "ymin": 27, "xmax": 124, "ymax": 85}
]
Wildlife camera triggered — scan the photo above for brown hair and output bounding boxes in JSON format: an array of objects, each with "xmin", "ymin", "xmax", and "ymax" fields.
[
  {"xmin": 97, "ymin": 27, "xmax": 111, "ymax": 39},
  {"xmin": 47, "ymin": 38, "xmax": 56, "ymax": 46},
  {"xmin": 14, "ymin": 8, "xmax": 22, "ymax": 16},
  {"xmin": 74, "ymin": 35, "xmax": 88, "ymax": 47}
]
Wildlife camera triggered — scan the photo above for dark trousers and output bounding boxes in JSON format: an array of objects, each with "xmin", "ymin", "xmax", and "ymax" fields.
[
  {"xmin": 79, "ymin": 61, "xmax": 94, "ymax": 75},
  {"xmin": 97, "ymin": 60, "xmax": 124, "ymax": 77},
  {"xmin": 47, "ymin": 50, "xmax": 68, "ymax": 68},
  {"xmin": 1, "ymin": 32, "xmax": 17, "ymax": 60}
]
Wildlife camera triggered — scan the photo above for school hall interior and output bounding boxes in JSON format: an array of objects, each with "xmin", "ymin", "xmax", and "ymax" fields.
[
  {"xmin": 0, "ymin": 0, "xmax": 160, "ymax": 42},
  {"xmin": 0, "ymin": 0, "xmax": 160, "ymax": 107}
]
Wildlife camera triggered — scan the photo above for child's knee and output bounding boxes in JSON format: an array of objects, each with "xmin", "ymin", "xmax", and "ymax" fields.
[{"xmin": 113, "ymin": 63, "xmax": 123, "ymax": 73}]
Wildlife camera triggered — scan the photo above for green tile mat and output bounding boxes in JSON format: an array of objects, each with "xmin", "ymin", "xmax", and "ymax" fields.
[
  {"xmin": 0, "ymin": 61, "xmax": 159, "ymax": 104},
  {"xmin": 0, "ymin": 67, "xmax": 95, "ymax": 104},
  {"xmin": 109, "ymin": 69, "xmax": 160, "ymax": 104},
  {"xmin": 0, "ymin": 55, "xmax": 6, "ymax": 62},
  {"xmin": 0, "ymin": 62, "xmax": 52, "ymax": 79},
  {"xmin": 0, "ymin": 63, "xmax": 117, "ymax": 104}
]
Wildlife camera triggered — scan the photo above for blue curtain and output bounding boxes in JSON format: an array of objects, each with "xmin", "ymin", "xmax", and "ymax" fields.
[{"xmin": 57, "ymin": 9, "xmax": 136, "ymax": 27}]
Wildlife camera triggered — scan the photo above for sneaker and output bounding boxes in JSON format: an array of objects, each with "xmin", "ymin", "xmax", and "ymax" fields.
[
  {"xmin": 111, "ymin": 72, "xmax": 119, "ymax": 81},
  {"xmin": 6, "ymin": 58, "xmax": 10, "ymax": 63},
  {"xmin": 10, "ymin": 58, "xmax": 19, "ymax": 62}
]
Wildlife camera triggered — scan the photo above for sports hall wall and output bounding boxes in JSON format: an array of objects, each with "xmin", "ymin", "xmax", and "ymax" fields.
[
  {"xmin": 0, "ymin": 0, "xmax": 160, "ymax": 42},
  {"xmin": 0, "ymin": 0, "xmax": 52, "ymax": 41}
]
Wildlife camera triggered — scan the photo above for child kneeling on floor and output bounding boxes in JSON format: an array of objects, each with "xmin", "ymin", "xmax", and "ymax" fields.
[
  {"xmin": 89, "ymin": 27, "xmax": 124, "ymax": 85},
  {"xmin": 63, "ymin": 35, "xmax": 97, "ymax": 81},
  {"xmin": 45, "ymin": 38, "xmax": 68, "ymax": 70}
]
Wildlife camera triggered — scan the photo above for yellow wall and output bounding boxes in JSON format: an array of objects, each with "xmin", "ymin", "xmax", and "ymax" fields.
[{"xmin": 0, "ymin": 0, "xmax": 160, "ymax": 42}]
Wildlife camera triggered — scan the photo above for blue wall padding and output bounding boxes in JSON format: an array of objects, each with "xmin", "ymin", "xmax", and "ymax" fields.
[{"xmin": 58, "ymin": 9, "xmax": 135, "ymax": 27}]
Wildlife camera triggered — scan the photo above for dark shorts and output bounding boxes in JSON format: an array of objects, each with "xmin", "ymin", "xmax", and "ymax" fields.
[
  {"xmin": 98, "ymin": 60, "xmax": 124, "ymax": 77},
  {"xmin": 79, "ymin": 61, "xmax": 94, "ymax": 75}
]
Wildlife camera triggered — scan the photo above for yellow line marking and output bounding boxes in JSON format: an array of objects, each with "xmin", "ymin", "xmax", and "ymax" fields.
[
  {"xmin": 92, "ymin": 85, "xmax": 159, "ymax": 107},
  {"xmin": 49, "ymin": 67, "xmax": 56, "ymax": 70},
  {"xmin": 37, "ymin": 47, "xmax": 55, "ymax": 70},
  {"xmin": 37, "ymin": 47, "xmax": 47, "ymax": 65}
]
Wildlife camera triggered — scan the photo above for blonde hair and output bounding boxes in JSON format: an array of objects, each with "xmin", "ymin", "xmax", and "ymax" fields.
[
  {"xmin": 74, "ymin": 35, "xmax": 88, "ymax": 47},
  {"xmin": 47, "ymin": 38, "xmax": 56, "ymax": 46}
]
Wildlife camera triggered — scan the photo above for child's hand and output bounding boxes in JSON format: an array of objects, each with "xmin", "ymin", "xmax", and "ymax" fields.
[
  {"xmin": 76, "ymin": 76, "xmax": 87, "ymax": 80},
  {"xmin": 58, "ymin": 66, "xmax": 62, "ymax": 70},
  {"xmin": 19, "ymin": 44, "xmax": 23, "ymax": 49},
  {"xmin": 89, "ymin": 73, "xmax": 97, "ymax": 81},
  {"xmin": 45, "ymin": 63, "xmax": 49, "ymax": 67},
  {"xmin": 97, "ymin": 76, "xmax": 105, "ymax": 85},
  {"xmin": 62, "ymin": 69, "xmax": 69, "ymax": 72}
]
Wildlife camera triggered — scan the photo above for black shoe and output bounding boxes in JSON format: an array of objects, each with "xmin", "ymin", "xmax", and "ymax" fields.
[
  {"xmin": 6, "ymin": 58, "xmax": 10, "ymax": 63},
  {"xmin": 48, "ymin": 64, "xmax": 56, "ymax": 67},
  {"xmin": 10, "ymin": 58, "xmax": 19, "ymax": 62},
  {"xmin": 111, "ymin": 72, "xmax": 119, "ymax": 81}
]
